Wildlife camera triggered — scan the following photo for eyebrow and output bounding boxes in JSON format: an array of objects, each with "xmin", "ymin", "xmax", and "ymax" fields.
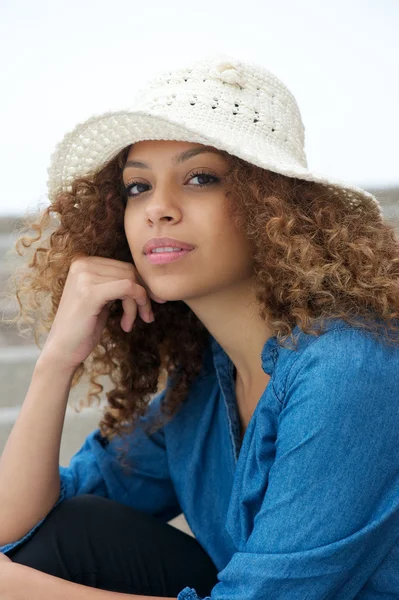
[{"xmin": 122, "ymin": 146, "xmax": 223, "ymax": 172}]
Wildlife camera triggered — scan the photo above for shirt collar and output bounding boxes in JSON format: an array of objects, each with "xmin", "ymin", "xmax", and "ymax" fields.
[{"xmin": 209, "ymin": 331, "xmax": 283, "ymax": 379}]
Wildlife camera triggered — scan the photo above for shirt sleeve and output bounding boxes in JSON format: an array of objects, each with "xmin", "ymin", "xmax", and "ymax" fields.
[
  {"xmin": 1, "ymin": 385, "xmax": 182, "ymax": 555},
  {"xmin": 177, "ymin": 329, "xmax": 399, "ymax": 600}
]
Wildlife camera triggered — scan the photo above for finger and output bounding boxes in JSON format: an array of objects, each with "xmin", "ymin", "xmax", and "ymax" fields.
[
  {"xmin": 77, "ymin": 261, "xmax": 137, "ymax": 278},
  {"xmin": 79, "ymin": 256, "xmax": 136, "ymax": 270},
  {"xmin": 134, "ymin": 293, "xmax": 155, "ymax": 322},
  {"xmin": 121, "ymin": 297, "xmax": 138, "ymax": 331},
  {"xmin": 83, "ymin": 263, "xmax": 166, "ymax": 304},
  {"xmin": 95, "ymin": 280, "xmax": 154, "ymax": 329},
  {"xmin": 83, "ymin": 275, "xmax": 155, "ymax": 319},
  {"xmin": 121, "ymin": 283, "xmax": 153, "ymax": 323}
]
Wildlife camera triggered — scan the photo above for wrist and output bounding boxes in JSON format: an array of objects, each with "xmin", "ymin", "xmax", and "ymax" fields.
[{"xmin": 35, "ymin": 350, "xmax": 78, "ymax": 379}]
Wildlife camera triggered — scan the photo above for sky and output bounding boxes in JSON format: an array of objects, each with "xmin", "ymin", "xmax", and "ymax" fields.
[{"xmin": 0, "ymin": 0, "xmax": 398, "ymax": 217}]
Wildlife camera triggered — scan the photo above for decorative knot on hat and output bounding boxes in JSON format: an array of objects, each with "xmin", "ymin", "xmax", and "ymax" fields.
[{"xmin": 209, "ymin": 58, "xmax": 247, "ymax": 89}]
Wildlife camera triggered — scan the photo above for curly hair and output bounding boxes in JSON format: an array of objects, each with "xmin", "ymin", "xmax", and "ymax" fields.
[{"xmin": 2, "ymin": 144, "xmax": 399, "ymax": 471}]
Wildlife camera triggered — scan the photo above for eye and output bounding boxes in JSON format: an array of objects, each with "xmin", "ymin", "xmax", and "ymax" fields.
[
  {"xmin": 123, "ymin": 170, "xmax": 220, "ymax": 199},
  {"xmin": 124, "ymin": 181, "xmax": 149, "ymax": 198},
  {"xmin": 188, "ymin": 170, "xmax": 220, "ymax": 189}
]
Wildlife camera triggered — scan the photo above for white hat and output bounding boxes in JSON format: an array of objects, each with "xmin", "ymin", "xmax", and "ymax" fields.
[{"xmin": 46, "ymin": 53, "xmax": 382, "ymax": 218}]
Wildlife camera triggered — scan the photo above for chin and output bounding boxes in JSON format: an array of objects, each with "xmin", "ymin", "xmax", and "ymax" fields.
[
  {"xmin": 150, "ymin": 288, "xmax": 195, "ymax": 304},
  {"xmin": 146, "ymin": 277, "xmax": 210, "ymax": 304},
  {"xmin": 153, "ymin": 292, "xmax": 184, "ymax": 302}
]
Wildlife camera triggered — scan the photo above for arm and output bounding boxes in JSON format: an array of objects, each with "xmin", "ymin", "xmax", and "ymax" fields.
[
  {"xmin": 0, "ymin": 356, "xmax": 76, "ymax": 547},
  {"xmin": 0, "ymin": 380, "xmax": 182, "ymax": 555},
  {"xmin": 1, "ymin": 561, "xmax": 176, "ymax": 600},
  {"xmin": 178, "ymin": 329, "xmax": 399, "ymax": 599}
]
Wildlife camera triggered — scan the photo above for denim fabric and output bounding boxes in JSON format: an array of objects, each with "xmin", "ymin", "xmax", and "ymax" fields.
[{"xmin": 2, "ymin": 317, "xmax": 399, "ymax": 599}]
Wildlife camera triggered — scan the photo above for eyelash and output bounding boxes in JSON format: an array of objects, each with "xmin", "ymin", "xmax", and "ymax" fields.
[{"xmin": 123, "ymin": 170, "xmax": 220, "ymax": 199}]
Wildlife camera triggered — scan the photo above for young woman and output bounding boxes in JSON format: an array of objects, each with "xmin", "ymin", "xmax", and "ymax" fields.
[{"xmin": 0, "ymin": 54, "xmax": 398, "ymax": 600}]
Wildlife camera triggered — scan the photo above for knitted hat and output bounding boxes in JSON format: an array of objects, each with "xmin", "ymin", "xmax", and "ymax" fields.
[{"xmin": 46, "ymin": 53, "xmax": 382, "ymax": 218}]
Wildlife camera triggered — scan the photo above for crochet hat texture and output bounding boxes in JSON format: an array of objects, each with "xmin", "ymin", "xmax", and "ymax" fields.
[{"xmin": 46, "ymin": 53, "xmax": 382, "ymax": 218}]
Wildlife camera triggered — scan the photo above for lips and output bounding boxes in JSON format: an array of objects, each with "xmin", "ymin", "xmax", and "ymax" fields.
[
  {"xmin": 145, "ymin": 248, "xmax": 194, "ymax": 265},
  {"xmin": 143, "ymin": 237, "xmax": 195, "ymax": 255}
]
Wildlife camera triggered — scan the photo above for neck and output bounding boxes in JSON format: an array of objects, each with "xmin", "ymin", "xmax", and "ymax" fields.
[{"xmin": 185, "ymin": 278, "xmax": 273, "ymax": 392}]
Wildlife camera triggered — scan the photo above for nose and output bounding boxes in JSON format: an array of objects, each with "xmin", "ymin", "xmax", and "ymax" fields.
[{"xmin": 144, "ymin": 185, "xmax": 181, "ymax": 224}]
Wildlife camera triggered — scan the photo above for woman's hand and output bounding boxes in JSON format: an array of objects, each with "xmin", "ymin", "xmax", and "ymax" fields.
[{"xmin": 39, "ymin": 254, "xmax": 167, "ymax": 373}]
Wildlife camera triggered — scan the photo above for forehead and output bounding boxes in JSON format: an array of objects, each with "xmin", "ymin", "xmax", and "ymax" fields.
[
  {"xmin": 126, "ymin": 139, "xmax": 228, "ymax": 160},
  {"xmin": 123, "ymin": 141, "xmax": 231, "ymax": 174}
]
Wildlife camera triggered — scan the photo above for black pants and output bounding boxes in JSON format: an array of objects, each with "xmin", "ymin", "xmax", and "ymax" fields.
[{"xmin": 7, "ymin": 494, "xmax": 219, "ymax": 597}]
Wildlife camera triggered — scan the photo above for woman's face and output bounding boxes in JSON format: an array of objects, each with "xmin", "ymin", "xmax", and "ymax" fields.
[{"xmin": 122, "ymin": 139, "xmax": 254, "ymax": 303}]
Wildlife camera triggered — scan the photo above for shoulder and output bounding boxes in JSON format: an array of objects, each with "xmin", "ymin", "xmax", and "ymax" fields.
[{"xmin": 273, "ymin": 317, "xmax": 399, "ymax": 405}]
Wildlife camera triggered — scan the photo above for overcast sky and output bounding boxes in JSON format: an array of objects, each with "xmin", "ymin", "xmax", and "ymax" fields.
[{"xmin": 0, "ymin": 0, "xmax": 398, "ymax": 217}]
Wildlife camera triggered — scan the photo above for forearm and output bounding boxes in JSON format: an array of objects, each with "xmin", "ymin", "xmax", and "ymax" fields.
[
  {"xmin": 1, "ymin": 562, "xmax": 175, "ymax": 600},
  {"xmin": 0, "ymin": 359, "xmax": 75, "ymax": 546}
]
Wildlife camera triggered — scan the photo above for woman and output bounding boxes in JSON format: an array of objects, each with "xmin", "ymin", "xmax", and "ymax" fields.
[{"xmin": 0, "ymin": 54, "xmax": 399, "ymax": 599}]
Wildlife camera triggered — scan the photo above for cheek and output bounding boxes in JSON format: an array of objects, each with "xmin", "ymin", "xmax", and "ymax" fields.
[
  {"xmin": 204, "ymin": 224, "xmax": 253, "ymax": 270},
  {"xmin": 123, "ymin": 216, "xmax": 140, "ymax": 250}
]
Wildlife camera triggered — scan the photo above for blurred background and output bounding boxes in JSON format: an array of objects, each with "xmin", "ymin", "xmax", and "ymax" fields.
[{"xmin": 0, "ymin": 0, "xmax": 398, "ymax": 535}]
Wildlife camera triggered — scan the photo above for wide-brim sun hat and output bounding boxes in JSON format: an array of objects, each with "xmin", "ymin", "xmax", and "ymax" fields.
[{"xmin": 46, "ymin": 53, "xmax": 383, "ymax": 218}]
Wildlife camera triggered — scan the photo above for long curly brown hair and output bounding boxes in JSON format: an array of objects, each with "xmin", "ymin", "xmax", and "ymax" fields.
[{"xmin": 2, "ymin": 144, "xmax": 399, "ymax": 470}]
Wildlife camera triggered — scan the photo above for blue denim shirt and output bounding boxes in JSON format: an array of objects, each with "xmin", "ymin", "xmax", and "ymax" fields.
[{"xmin": 2, "ymin": 317, "xmax": 399, "ymax": 599}]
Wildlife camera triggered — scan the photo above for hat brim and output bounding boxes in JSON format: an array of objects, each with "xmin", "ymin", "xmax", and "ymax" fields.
[{"xmin": 46, "ymin": 109, "xmax": 382, "ymax": 217}]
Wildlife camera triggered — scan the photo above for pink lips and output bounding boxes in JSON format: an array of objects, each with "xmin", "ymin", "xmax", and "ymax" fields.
[{"xmin": 145, "ymin": 249, "xmax": 194, "ymax": 265}]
